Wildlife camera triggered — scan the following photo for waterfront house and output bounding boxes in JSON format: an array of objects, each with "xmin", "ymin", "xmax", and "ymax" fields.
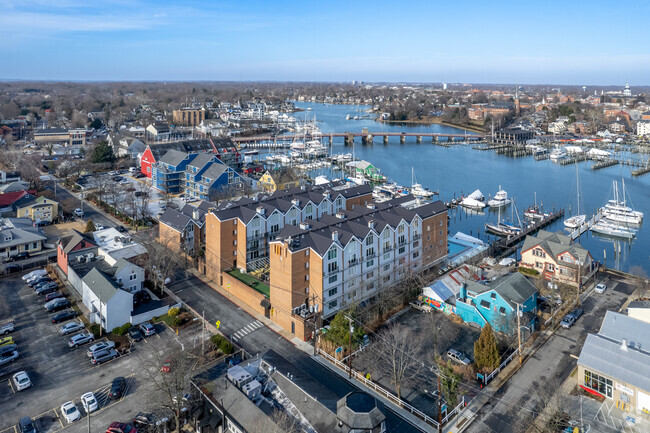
[
  {"xmin": 454, "ymin": 272, "xmax": 538, "ymax": 337},
  {"xmin": 520, "ymin": 230, "xmax": 597, "ymax": 288},
  {"xmin": 353, "ymin": 160, "xmax": 384, "ymax": 182}
]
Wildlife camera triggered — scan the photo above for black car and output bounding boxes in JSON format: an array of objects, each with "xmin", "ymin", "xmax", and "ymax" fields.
[
  {"xmin": 29, "ymin": 277, "xmax": 51, "ymax": 287},
  {"xmin": 46, "ymin": 298, "xmax": 71, "ymax": 312},
  {"xmin": 18, "ymin": 417, "xmax": 37, "ymax": 433},
  {"xmin": 128, "ymin": 327, "xmax": 143, "ymax": 342},
  {"xmin": 0, "ymin": 344, "xmax": 17, "ymax": 355},
  {"xmin": 134, "ymin": 173, "xmax": 145, "ymax": 178},
  {"xmin": 109, "ymin": 376, "xmax": 126, "ymax": 399},
  {"xmin": 115, "ymin": 225, "xmax": 128, "ymax": 233},
  {"xmin": 133, "ymin": 290, "xmax": 152, "ymax": 308},
  {"xmin": 35, "ymin": 285, "xmax": 58, "ymax": 296},
  {"xmin": 5, "ymin": 264, "xmax": 20, "ymax": 274},
  {"xmin": 51, "ymin": 310, "xmax": 79, "ymax": 324},
  {"xmin": 569, "ymin": 308, "xmax": 584, "ymax": 320},
  {"xmin": 9, "ymin": 252, "xmax": 29, "ymax": 262}
]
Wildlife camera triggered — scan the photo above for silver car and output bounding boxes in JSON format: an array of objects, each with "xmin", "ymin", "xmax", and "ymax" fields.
[
  {"xmin": 59, "ymin": 321, "xmax": 84, "ymax": 336},
  {"xmin": 447, "ymin": 349, "xmax": 471, "ymax": 365},
  {"xmin": 69, "ymin": 332, "xmax": 94, "ymax": 348},
  {"xmin": 86, "ymin": 341, "xmax": 116, "ymax": 357}
]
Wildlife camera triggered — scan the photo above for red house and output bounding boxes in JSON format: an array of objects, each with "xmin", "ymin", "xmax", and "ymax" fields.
[
  {"xmin": 139, "ymin": 139, "xmax": 220, "ymax": 178},
  {"xmin": 57, "ymin": 230, "xmax": 96, "ymax": 275}
]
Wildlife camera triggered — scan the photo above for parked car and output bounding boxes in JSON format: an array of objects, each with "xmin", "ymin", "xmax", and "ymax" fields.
[
  {"xmin": 0, "ymin": 321, "xmax": 14, "ymax": 335},
  {"xmin": 59, "ymin": 321, "xmax": 84, "ymax": 336},
  {"xmin": 0, "ymin": 350, "xmax": 18, "ymax": 366},
  {"xmin": 91, "ymin": 348, "xmax": 118, "ymax": 365},
  {"xmin": 595, "ymin": 283, "xmax": 607, "ymax": 294},
  {"xmin": 561, "ymin": 315, "xmax": 576, "ymax": 329},
  {"xmin": 12, "ymin": 371, "xmax": 31, "ymax": 391},
  {"xmin": 0, "ymin": 344, "xmax": 17, "ymax": 355},
  {"xmin": 106, "ymin": 422, "xmax": 137, "ymax": 433},
  {"xmin": 73, "ymin": 208, "xmax": 83, "ymax": 218},
  {"xmin": 45, "ymin": 298, "xmax": 71, "ymax": 312},
  {"xmin": 160, "ymin": 359, "xmax": 172, "ymax": 373},
  {"xmin": 45, "ymin": 291, "xmax": 65, "ymax": 302},
  {"xmin": 60, "ymin": 401, "xmax": 81, "ymax": 423},
  {"xmin": 81, "ymin": 391, "xmax": 99, "ymax": 413},
  {"xmin": 134, "ymin": 172, "xmax": 146, "ymax": 178},
  {"xmin": 69, "ymin": 332, "xmax": 94, "ymax": 348},
  {"xmin": 132, "ymin": 412, "xmax": 157, "ymax": 431},
  {"xmin": 51, "ymin": 310, "xmax": 78, "ymax": 324},
  {"xmin": 95, "ymin": 223, "xmax": 105, "ymax": 231},
  {"xmin": 29, "ymin": 277, "xmax": 51, "ymax": 287},
  {"xmin": 112, "ymin": 176, "xmax": 123, "ymax": 182},
  {"xmin": 0, "ymin": 336, "xmax": 14, "ymax": 347},
  {"xmin": 139, "ymin": 322, "xmax": 156, "ymax": 337},
  {"xmin": 115, "ymin": 225, "xmax": 128, "ymax": 233},
  {"xmin": 128, "ymin": 327, "xmax": 143, "ymax": 342},
  {"xmin": 35, "ymin": 283, "xmax": 58, "ymax": 295},
  {"xmin": 87, "ymin": 341, "xmax": 116, "ymax": 357},
  {"xmin": 133, "ymin": 290, "xmax": 152, "ymax": 308},
  {"xmin": 23, "ymin": 269, "xmax": 47, "ymax": 281},
  {"xmin": 18, "ymin": 417, "xmax": 37, "ymax": 433},
  {"xmin": 5, "ymin": 264, "xmax": 21, "ymax": 274},
  {"xmin": 569, "ymin": 308, "xmax": 584, "ymax": 320},
  {"xmin": 109, "ymin": 376, "xmax": 126, "ymax": 399},
  {"xmin": 447, "ymin": 349, "xmax": 471, "ymax": 365},
  {"xmin": 8, "ymin": 252, "xmax": 30, "ymax": 262}
]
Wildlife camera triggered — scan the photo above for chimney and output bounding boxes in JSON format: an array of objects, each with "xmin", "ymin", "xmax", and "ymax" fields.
[
  {"xmin": 367, "ymin": 203, "xmax": 376, "ymax": 210},
  {"xmin": 299, "ymin": 222, "xmax": 310, "ymax": 230},
  {"xmin": 256, "ymin": 206, "xmax": 265, "ymax": 216},
  {"xmin": 193, "ymin": 209, "xmax": 200, "ymax": 221},
  {"xmin": 621, "ymin": 339, "xmax": 628, "ymax": 351},
  {"xmin": 291, "ymin": 199, "xmax": 300, "ymax": 207},
  {"xmin": 336, "ymin": 212, "xmax": 345, "ymax": 219},
  {"xmin": 367, "ymin": 220, "xmax": 375, "ymax": 229},
  {"xmin": 332, "ymin": 231, "xmax": 339, "ymax": 242}
]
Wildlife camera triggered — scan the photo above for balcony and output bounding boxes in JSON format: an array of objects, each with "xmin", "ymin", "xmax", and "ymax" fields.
[
  {"xmin": 324, "ymin": 267, "xmax": 340, "ymax": 278},
  {"xmin": 413, "ymin": 233, "xmax": 422, "ymax": 241},
  {"xmin": 347, "ymin": 258, "xmax": 359, "ymax": 267}
]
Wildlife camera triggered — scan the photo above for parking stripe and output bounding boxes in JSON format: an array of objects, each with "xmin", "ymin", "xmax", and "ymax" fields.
[
  {"xmin": 53, "ymin": 408, "xmax": 64, "ymax": 428},
  {"xmin": 7, "ymin": 378, "xmax": 14, "ymax": 393}
]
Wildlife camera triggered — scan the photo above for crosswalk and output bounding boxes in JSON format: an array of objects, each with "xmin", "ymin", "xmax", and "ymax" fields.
[{"xmin": 231, "ymin": 320, "xmax": 264, "ymax": 342}]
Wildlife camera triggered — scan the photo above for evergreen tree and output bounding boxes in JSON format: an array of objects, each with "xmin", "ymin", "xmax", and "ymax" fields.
[
  {"xmin": 440, "ymin": 361, "xmax": 462, "ymax": 407},
  {"xmin": 474, "ymin": 323, "xmax": 500, "ymax": 373},
  {"xmin": 91, "ymin": 140, "xmax": 115, "ymax": 164},
  {"xmin": 84, "ymin": 219, "xmax": 96, "ymax": 233},
  {"xmin": 325, "ymin": 311, "xmax": 364, "ymax": 348}
]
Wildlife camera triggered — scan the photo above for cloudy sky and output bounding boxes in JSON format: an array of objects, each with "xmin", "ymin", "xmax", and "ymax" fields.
[{"xmin": 1, "ymin": 0, "xmax": 648, "ymax": 85}]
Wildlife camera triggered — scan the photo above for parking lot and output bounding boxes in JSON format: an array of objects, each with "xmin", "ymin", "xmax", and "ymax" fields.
[{"xmin": 0, "ymin": 274, "xmax": 177, "ymax": 433}]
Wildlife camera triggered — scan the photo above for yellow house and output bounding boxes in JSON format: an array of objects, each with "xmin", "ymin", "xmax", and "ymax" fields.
[
  {"xmin": 258, "ymin": 167, "xmax": 299, "ymax": 193},
  {"xmin": 17, "ymin": 196, "xmax": 59, "ymax": 224}
]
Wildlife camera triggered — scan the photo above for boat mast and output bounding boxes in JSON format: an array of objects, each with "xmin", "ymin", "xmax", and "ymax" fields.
[
  {"xmin": 514, "ymin": 198, "xmax": 523, "ymax": 228},
  {"xmin": 576, "ymin": 161, "xmax": 580, "ymax": 216}
]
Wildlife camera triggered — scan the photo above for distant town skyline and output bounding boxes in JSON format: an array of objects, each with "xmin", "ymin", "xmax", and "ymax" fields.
[{"xmin": 1, "ymin": 0, "xmax": 649, "ymax": 85}]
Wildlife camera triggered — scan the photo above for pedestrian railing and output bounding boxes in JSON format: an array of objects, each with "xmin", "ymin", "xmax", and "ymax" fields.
[
  {"xmin": 317, "ymin": 348, "xmax": 443, "ymax": 428},
  {"xmin": 482, "ymin": 347, "xmax": 519, "ymax": 385}
]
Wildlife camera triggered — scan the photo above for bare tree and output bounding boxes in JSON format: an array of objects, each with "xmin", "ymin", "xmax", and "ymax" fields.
[
  {"xmin": 143, "ymin": 238, "xmax": 184, "ymax": 296},
  {"xmin": 136, "ymin": 182, "xmax": 152, "ymax": 224},
  {"xmin": 427, "ymin": 311, "xmax": 459, "ymax": 359},
  {"xmin": 372, "ymin": 323, "xmax": 422, "ymax": 399},
  {"xmin": 137, "ymin": 338, "xmax": 203, "ymax": 432},
  {"xmin": 105, "ymin": 181, "xmax": 122, "ymax": 213}
]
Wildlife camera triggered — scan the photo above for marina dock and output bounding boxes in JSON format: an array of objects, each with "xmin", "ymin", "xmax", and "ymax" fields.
[{"xmin": 503, "ymin": 209, "xmax": 565, "ymax": 248}]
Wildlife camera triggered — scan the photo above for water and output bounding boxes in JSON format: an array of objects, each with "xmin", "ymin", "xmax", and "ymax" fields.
[{"xmin": 293, "ymin": 101, "xmax": 650, "ymax": 275}]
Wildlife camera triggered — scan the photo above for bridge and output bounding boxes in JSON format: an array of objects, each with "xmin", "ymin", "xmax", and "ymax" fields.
[{"xmin": 232, "ymin": 130, "xmax": 485, "ymax": 145}]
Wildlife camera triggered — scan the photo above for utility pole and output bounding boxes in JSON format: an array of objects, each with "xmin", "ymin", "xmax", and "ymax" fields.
[
  {"xmin": 516, "ymin": 302, "xmax": 522, "ymax": 364},
  {"xmin": 201, "ymin": 310, "xmax": 205, "ymax": 356},
  {"xmin": 347, "ymin": 315, "xmax": 353, "ymax": 379},
  {"xmin": 437, "ymin": 373, "xmax": 442, "ymax": 433},
  {"xmin": 87, "ymin": 404, "xmax": 91, "ymax": 433}
]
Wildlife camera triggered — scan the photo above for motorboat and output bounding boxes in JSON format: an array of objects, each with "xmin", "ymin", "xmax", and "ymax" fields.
[
  {"xmin": 410, "ymin": 168, "xmax": 435, "ymax": 198},
  {"xmin": 590, "ymin": 221, "xmax": 636, "ymax": 239},
  {"xmin": 461, "ymin": 190, "xmax": 486, "ymax": 210},
  {"xmin": 550, "ymin": 148, "xmax": 567, "ymax": 162},
  {"xmin": 487, "ymin": 186, "xmax": 511, "ymax": 207}
]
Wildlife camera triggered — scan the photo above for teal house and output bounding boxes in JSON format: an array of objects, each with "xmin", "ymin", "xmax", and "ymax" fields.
[{"xmin": 455, "ymin": 272, "xmax": 538, "ymax": 338}]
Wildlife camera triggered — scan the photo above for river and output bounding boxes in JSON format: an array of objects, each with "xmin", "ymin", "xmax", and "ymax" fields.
[{"xmin": 292, "ymin": 101, "xmax": 650, "ymax": 275}]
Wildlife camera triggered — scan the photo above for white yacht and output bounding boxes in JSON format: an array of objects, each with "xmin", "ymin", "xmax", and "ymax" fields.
[
  {"xmin": 410, "ymin": 168, "xmax": 435, "ymax": 198},
  {"xmin": 602, "ymin": 180, "xmax": 643, "ymax": 224},
  {"xmin": 461, "ymin": 190, "xmax": 487, "ymax": 210},
  {"xmin": 590, "ymin": 221, "xmax": 636, "ymax": 239},
  {"xmin": 487, "ymin": 186, "xmax": 511, "ymax": 207},
  {"xmin": 550, "ymin": 148, "xmax": 567, "ymax": 162}
]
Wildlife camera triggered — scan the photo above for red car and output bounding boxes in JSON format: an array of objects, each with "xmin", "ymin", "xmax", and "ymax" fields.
[
  {"xmin": 161, "ymin": 359, "xmax": 171, "ymax": 373},
  {"xmin": 106, "ymin": 422, "xmax": 137, "ymax": 433}
]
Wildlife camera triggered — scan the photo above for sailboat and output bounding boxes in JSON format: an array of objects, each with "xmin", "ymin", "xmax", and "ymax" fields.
[
  {"xmin": 410, "ymin": 167, "xmax": 435, "ymax": 198},
  {"xmin": 564, "ymin": 162, "xmax": 586, "ymax": 229},
  {"xmin": 485, "ymin": 198, "xmax": 525, "ymax": 237},
  {"xmin": 601, "ymin": 179, "xmax": 643, "ymax": 224}
]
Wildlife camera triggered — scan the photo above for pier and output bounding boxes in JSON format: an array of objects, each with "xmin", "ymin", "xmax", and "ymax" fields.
[
  {"xmin": 592, "ymin": 159, "xmax": 619, "ymax": 170},
  {"xmin": 232, "ymin": 130, "xmax": 485, "ymax": 145},
  {"xmin": 567, "ymin": 210, "xmax": 604, "ymax": 241},
  {"xmin": 632, "ymin": 166, "xmax": 650, "ymax": 177},
  {"xmin": 502, "ymin": 209, "xmax": 565, "ymax": 248}
]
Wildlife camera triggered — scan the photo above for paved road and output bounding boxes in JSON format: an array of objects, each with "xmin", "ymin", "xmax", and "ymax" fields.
[
  {"xmin": 465, "ymin": 275, "xmax": 634, "ymax": 433},
  {"xmin": 52, "ymin": 182, "xmax": 116, "ymax": 230},
  {"xmin": 169, "ymin": 276, "xmax": 426, "ymax": 433}
]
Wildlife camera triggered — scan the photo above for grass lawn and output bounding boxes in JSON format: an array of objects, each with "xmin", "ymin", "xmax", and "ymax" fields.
[{"xmin": 227, "ymin": 268, "xmax": 270, "ymax": 298}]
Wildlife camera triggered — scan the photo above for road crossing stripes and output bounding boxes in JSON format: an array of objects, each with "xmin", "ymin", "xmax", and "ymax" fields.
[{"xmin": 231, "ymin": 320, "xmax": 264, "ymax": 342}]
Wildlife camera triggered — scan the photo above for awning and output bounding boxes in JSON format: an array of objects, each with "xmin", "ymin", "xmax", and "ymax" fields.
[{"xmin": 260, "ymin": 298, "xmax": 271, "ymax": 309}]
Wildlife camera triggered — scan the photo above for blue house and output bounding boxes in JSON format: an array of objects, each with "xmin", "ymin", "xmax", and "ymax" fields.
[
  {"xmin": 153, "ymin": 149, "xmax": 243, "ymax": 200},
  {"xmin": 455, "ymin": 272, "xmax": 538, "ymax": 338}
]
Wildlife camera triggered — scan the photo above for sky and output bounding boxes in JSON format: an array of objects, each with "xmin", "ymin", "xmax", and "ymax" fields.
[{"xmin": 1, "ymin": 0, "xmax": 649, "ymax": 85}]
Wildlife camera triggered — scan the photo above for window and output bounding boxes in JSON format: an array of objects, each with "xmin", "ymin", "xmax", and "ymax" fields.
[
  {"xmin": 129, "ymin": 273, "xmax": 137, "ymax": 281},
  {"xmin": 533, "ymin": 249, "xmax": 546, "ymax": 258},
  {"xmin": 367, "ymin": 283, "xmax": 374, "ymax": 291},
  {"xmin": 336, "ymin": 198, "xmax": 342, "ymax": 207},
  {"xmin": 383, "ymin": 264, "xmax": 390, "ymax": 271},
  {"xmin": 412, "ymin": 251, "xmax": 419, "ymax": 259},
  {"xmin": 328, "ymin": 249, "xmax": 337, "ymax": 260},
  {"xmin": 583, "ymin": 370, "xmax": 612, "ymax": 398},
  {"xmin": 328, "ymin": 262, "xmax": 338, "ymax": 273},
  {"xmin": 546, "ymin": 263, "xmax": 555, "ymax": 272},
  {"xmin": 305, "ymin": 262, "xmax": 309, "ymax": 269},
  {"xmin": 490, "ymin": 293, "xmax": 496, "ymax": 300},
  {"xmin": 366, "ymin": 271, "xmax": 374, "ymax": 279},
  {"xmin": 383, "ymin": 230, "xmax": 389, "ymax": 239},
  {"xmin": 535, "ymin": 262, "xmax": 543, "ymax": 269},
  {"xmin": 480, "ymin": 300, "xmax": 491, "ymax": 309},
  {"xmin": 383, "ymin": 275, "xmax": 390, "ymax": 283},
  {"xmin": 306, "ymin": 204, "xmax": 313, "ymax": 214},
  {"xmin": 366, "ymin": 247, "xmax": 375, "ymax": 257},
  {"xmin": 399, "ymin": 246, "xmax": 405, "ymax": 254},
  {"xmin": 328, "ymin": 275, "xmax": 337, "ymax": 284},
  {"xmin": 398, "ymin": 224, "xmax": 405, "ymax": 234},
  {"xmin": 414, "ymin": 219, "xmax": 419, "ymax": 228},
  {"xmin": 328, "ymin": 300, "xmax": 337, "ymax": 309},
  {"xmin": 366, "ymin": 234, "xmax": 374, "ymax": 246},
  {"xmin": 328, "ymin": 288, "xmax": 338, "ymax": 297},
  {"xmin": 305, "ymin": 287, "xmax": 309, "ymax": 294},
  {"xmin": 305, "ymin": 275, "xmax": 310, "ymax": 281},
  {"xmin": 366, "ymin": 259, "xmax": 374, "ymax": 268}
]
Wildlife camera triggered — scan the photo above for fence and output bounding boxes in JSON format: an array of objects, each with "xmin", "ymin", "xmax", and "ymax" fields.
[
  {"xmin": 481, "ymin": 347, "xmax": 519, "ymax": 385},
  {"xmin": 3, "ymin": 254, "xmax": 56, "ymax": 276},
  {"xmin": 317, "ymin": 348, "xmax": 443, "ymax": 428}
]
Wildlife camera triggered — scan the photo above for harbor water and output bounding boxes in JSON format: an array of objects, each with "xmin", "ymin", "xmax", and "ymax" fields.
[{"xmin": 292, "ymin": 101, "xmax": 650, "ymax": 275}]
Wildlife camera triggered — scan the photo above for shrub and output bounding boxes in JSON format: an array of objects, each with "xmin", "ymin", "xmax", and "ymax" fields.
[
  {"xmin": 112, "ymin": 322, "xmax": 132, "ymax": 336},
  {"xmin": 210, "ymin": 334, "xmax": 234, "ymax": 354},
  {"xmin": 168, "ymin": 307, "xmax": 180, "ymax": 317},
  {"xmin": 89, "ymin": 324, "xmax": 101, "ymax": 338},
  {"xmin": 171, "ymin": 316, "xmax": 183, "ymax": 327},
  {"xmin": 518, "ymin": 267, "xmax": 539, "ymax": 276}
]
